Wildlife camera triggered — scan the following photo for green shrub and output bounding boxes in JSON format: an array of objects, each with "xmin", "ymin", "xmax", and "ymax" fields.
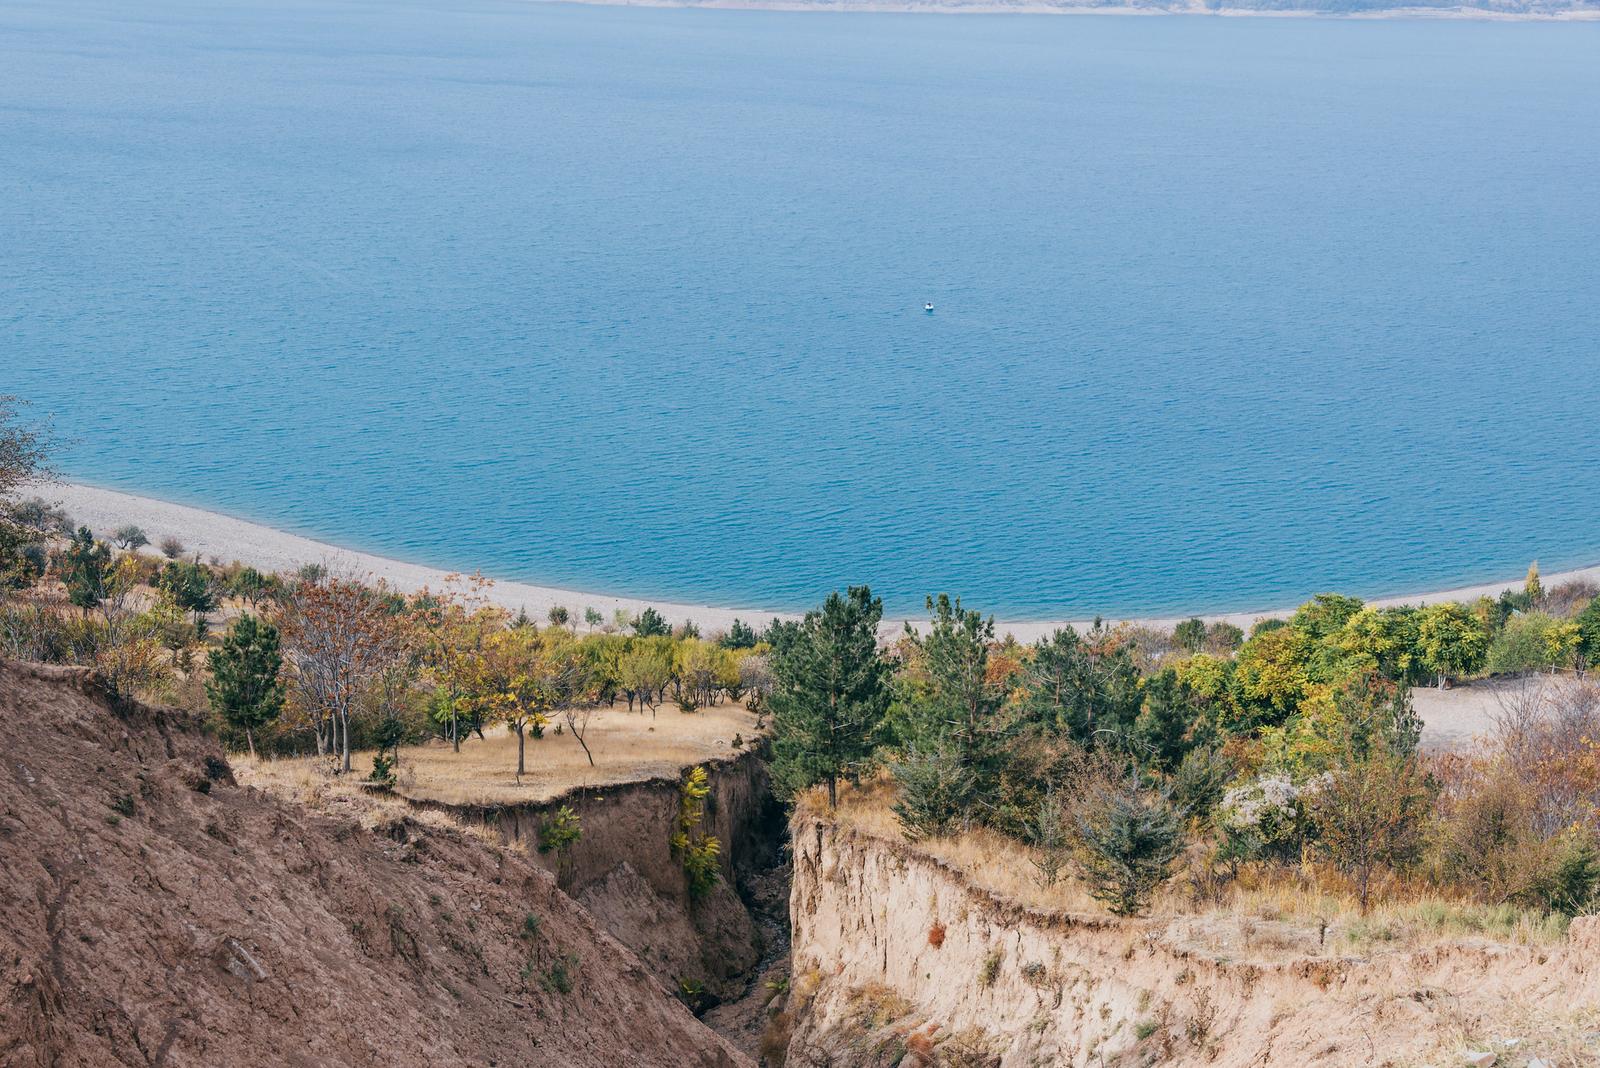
[
  {"xmin": 1528, "ymin": 831, "xmax": 1600, "ymax": 916},
  {"xmin": 671, "ymin": 766, "xmax": 722, "ymax": 899},
  {"xmin": 978, "ymin": 949, "xmax": 1003, "ymax": 988},
  {"xmin": 1485, "ymin": 611, "xmax": 1574, "ymax": 675},
  {"xmin": 538, "ymin": 805, "xmax": 582, "ymax": 855},
  {"xmin": 677, "ymin": 978, "xmax": 710, "ymax": 1013},
  {"xmin": 891, "ymin": 745, "xmax": 977, "ymax": 841},
  {"xmin": 680, "ymin": 835, "xmax": 722, "ymax": 899},
  {"xmin": 1070, "ymin": 775, "xmax": 1184, "ymax": 917},
  {"xmin": 540, "ymin": 953, "xmax": 578, "ymax": 995}
]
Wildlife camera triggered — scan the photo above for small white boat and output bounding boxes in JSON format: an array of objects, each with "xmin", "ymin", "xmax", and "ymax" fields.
[{"xmin": 924, "ymin": 302, "xmax": 935, "ymax": 312}]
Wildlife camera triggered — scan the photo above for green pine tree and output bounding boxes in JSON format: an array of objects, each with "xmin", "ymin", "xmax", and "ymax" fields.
[
  {"xmin": 206, "ymin": 613, "xmax": 285, "ymax": 758},
  {"xmin": 161, "ymin": 558, "xmax": 218, "ymax": 633},
  {"xmin": 1070, "ymin": 774, "xmax": 1184, "ymax": 917},
  {"xmin": 61, "ymin": 526, "xmax": 110, "ymax": 613},
  {"xmin": 907, "ymin": 594, "xmax": 1005, "ymax": 764},
  {"xmin": 769, "ymin": 586, "xmax": 891, "ymax": 806},
  {"xmin": 1576, "ymin": 597, "xmax": 1600, "ymax": 674}
]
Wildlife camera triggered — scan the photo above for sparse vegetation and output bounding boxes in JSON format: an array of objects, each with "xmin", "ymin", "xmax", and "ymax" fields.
[
  {"xmin": 671, "ymin": 765, "xmax": 722, "ymax": 899},
  {"xmin": 977, "ymin": 948, "xmax": 1003, "ymax": 987},
  {"xmin": 540, "ymin": 952, "xmax": 579, "ymax": 995},
  {"xmin": 538, "ymin": 805, "xmax": 582, "ymax": 855}
]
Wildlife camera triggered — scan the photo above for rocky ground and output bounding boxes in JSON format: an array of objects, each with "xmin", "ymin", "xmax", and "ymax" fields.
[{"xmin": 0, "ymin": 660, "xmax": 749, "ymax": 1068}]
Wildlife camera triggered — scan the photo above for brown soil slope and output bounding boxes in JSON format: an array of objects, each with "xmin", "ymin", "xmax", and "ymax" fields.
[{"xmin": 0, "ymin": 661, "xmax": 749, "ymax": 1068}]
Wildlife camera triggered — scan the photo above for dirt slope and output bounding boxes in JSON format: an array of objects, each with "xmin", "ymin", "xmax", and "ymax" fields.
[{"xmin": 0, "ymin": 660, "xmax": 750, "ymax": 1068}]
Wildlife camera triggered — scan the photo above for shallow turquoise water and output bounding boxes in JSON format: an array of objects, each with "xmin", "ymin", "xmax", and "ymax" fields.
[{"xmin": 4, "ymin": 0, "xmax": 1599, "ymax": 617}]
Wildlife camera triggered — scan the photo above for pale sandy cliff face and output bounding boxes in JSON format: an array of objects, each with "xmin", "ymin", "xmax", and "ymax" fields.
[
  {"xmin": 781, "ymin": 817, "xmax": 1600, "ymax": 1067},
  {"xmin": 0, "ymin": 661, "xmax": 750, "ymax": 1068}
]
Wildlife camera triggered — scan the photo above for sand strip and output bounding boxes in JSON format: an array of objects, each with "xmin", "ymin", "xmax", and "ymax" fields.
[{"xmin": 34, "ymin": 481, "xmax": 1600, "ymax": 643}]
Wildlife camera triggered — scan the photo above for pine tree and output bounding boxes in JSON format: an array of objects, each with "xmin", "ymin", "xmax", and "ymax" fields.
[
  {"xmin": 161, "ymin": 558, "xmax": 218, "ymax": 632},
  {"xmin": 1525, "ymin": 560, "xmax": 1544, "ymax": 606},
  {"xmin": 911, "ymin": 594, "xmax": 1003, "ymax": 762},
  {"xmin": 1070, "ymin": 774, "xmax": 1184, "ymax": 917},
  {"xmin": 206, "ymin": 613, "xmax": 285, "ymax": 758},
  {"xmin": 1130, "ymin": 668, "xmax": 1202, "ymax": 772},
  {"xmin": 1577, "ymin": 597, "xmax": 1600, "ymax": 675},
  {"xmin": 1173, "ymin": 617, "xmax": 1207, "ymax": 654},
  {"xmin": 1016, "ymin": 623, "xmax": 1142, "ymax": 745},
  {"xmin": 769, "ymin": 586, "xmax": 891, "ymax": 806},
  {"xmin": 632, "ymin": 606, "xmax": 670, "ymax": 637},
  {"xmin": 61, "ymin": 526, "xmax": 110, "ymax": 613},
  {"xmin": 890, "ymin": 744, "xmax": 977, "ymax": 840}
]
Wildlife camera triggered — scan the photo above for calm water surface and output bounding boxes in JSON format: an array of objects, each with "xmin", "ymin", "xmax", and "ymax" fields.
[{"xmin": 4, "ymin": 0, "xmax": 1599, "ymax": 617}]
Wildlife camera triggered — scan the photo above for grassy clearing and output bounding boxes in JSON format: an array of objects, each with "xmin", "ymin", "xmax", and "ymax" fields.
[
  {"xmin": 804, "ymin": 775, "xmax": 1575, "ymax": 957},
  {"xmin": 237, "ymin": 699, "xmax": 759, "ymax": 806}
]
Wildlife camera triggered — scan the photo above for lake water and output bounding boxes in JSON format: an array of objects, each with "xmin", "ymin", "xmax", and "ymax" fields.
[{"xmin": 5, "ymin": 0, "xmax": 1599, "ymax": 618}]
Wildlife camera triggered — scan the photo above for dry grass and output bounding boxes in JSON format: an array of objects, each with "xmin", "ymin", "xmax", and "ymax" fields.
[
  {"xmin": 1403, "ymin": 995, "xmax": 1600, "ymax": 1068},
  {"xmin": 231, "ymin": 755, "xmax": 513, "ymax": 851},
  {"xmin": 238, "ymin": 699, "xmax": 760, "ymax": 806},
  {"xmin": 805, "ymin": 775, "xmax": 1575, "ymax": 958}
]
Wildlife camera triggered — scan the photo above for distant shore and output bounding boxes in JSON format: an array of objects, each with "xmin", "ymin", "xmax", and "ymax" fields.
[
  {"xmin": 40, "ymin": 481, "xmax": 1600, "ymax": 643},
  {"xmin": 526, "ymin": 0, "xmax": 1600, "ymax": 21}
]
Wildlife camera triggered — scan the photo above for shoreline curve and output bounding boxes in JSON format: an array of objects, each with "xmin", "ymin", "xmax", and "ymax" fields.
[{"xmin": 37, "ymin": 481, "xmax": 1600, "ymax": 643}]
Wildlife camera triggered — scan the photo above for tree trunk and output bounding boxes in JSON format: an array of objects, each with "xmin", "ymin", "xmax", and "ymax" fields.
[
  {"xmin": 341, "ymin": 713, "xmax": 352, "ymax": 774},
  {"xmin": 515, "ymin": 723, "xmax": 526, "ymax": 783},
  {"xmin": 827, "ymin": 775, "xmax": 837, "ymax": 809},
  {"xmin": 451, "ymin": 710, "xmax": 460, "ymax": 752},
  {"xmin": 246, "ymin": 728, "xmax": 256, "ymax": 760},
  {"xmin": 572, "ymin": 722, "xmax": 594, "ymax": 768}
]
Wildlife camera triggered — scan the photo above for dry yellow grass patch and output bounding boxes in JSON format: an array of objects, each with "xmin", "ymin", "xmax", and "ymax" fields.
[
  {"xmin": 805, "ymin": 775, "xmax": 1573, "ymax": 957},
  {"xmin": 239, "ymin": 699, "xmax": 760, "ymax": 807},
  {"xmin": 230, "ymin": 755, "xmax": 514, "ymax": 850}
]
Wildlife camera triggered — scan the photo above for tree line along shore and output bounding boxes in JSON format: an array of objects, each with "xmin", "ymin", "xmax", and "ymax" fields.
[{"xmin": 5, "ymin": 395, "xmax": 1600, "ymax": 938}]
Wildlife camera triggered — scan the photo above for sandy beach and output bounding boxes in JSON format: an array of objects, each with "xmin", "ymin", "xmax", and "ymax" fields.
[{"xmin": 37, "ymin": 481, "xmax": 1600, "ymax": 642}]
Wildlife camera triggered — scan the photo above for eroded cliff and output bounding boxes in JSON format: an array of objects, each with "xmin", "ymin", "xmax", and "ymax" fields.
[
  {"xmin": 781, "ymin": 816, "xmax": 1600, "ymax": 1067},
  {"xmin": 427, "ymin": 744, "xmax": 786, "ymax": 1006}
]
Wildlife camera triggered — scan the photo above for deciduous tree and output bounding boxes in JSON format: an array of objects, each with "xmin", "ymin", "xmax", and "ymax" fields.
[
  {"xmin": 112, "ymin": 525, "xmax": 148, "ymax": 551},
  {"xmin": 283, "ymin": 576, "xmax": 407, "ymax": 772},
  {"xmin": 1308, "ymin": 735, "xmax": 1429, "ymax": 913},
  {"xmin": 1417, "ymin": 602, "xmax": 1489, "ymax": 688}
]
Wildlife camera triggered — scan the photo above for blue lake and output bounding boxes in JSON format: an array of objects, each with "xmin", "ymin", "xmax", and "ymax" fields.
[{"xmin": 4, "ymin": 0, "xmax": 1599, "ymax": 618}]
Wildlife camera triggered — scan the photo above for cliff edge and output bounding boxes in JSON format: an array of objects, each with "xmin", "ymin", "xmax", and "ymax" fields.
[{"xmin": 0, "ymin": 660, "xmax": 750, "ymax": 1068}]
